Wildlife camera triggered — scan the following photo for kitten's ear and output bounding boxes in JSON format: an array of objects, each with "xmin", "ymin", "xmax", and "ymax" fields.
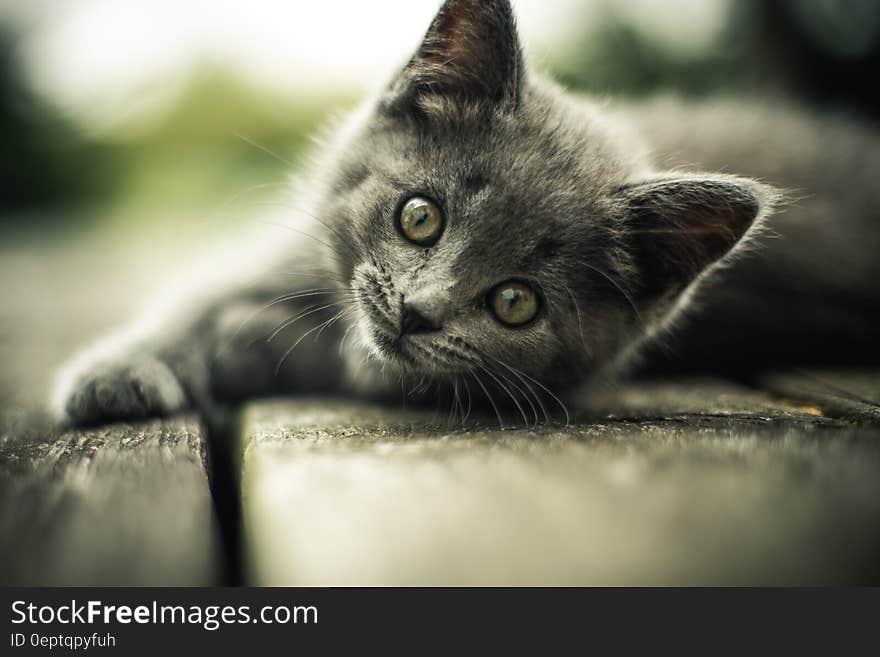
[
  {"xmin": 616, "ymin": 174, "xmax": 777, "ymax": 302},
  {"xmin": 384, "ymin": 0, "xmax": 523, "ymax": 115}
]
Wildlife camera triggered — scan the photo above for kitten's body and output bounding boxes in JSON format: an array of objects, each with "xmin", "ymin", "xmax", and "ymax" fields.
[
  {"xmin": 617, "ymin": 97, "xmax": 880, "ymax": 373},
  {"xmin": 53, "ymin": 1, "xmax": 880, "ymax": 426}
]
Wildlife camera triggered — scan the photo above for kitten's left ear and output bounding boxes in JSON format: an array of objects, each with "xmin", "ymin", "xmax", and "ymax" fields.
[
  {"xmin": 616, "ymin": 174, "xmax": 778, "ymax": 302},
  {"xmin": 384, "ymin": 0, "xmax": 524, "ymax": 115}
]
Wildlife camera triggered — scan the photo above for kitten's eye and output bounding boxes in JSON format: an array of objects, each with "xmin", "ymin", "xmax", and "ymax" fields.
[
  {"xmin": 489, "ymin": 281, "xmax": 539, "ymax": 327},
  {"xmin": 399, "ymin": 196, "xmax": 444, "ymax": 246}
]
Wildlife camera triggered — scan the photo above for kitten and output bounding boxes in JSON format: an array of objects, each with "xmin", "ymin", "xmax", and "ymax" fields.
[{"xmin": 53, "ymin": 0, "xmax": 880, "ymax": 426}]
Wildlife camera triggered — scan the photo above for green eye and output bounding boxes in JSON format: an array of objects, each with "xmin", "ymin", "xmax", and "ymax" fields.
[
  {"xmin": 489, "ymin": 281, "xmax": 539, "ymax": 327},
  {"xmin": 399, "ymin": 196, "xmax": 444, "ymax": 246}
]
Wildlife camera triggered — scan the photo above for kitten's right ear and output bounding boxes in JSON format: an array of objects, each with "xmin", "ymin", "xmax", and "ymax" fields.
[{"xmin": 382, "ymin": 0, "xmax": 524, "ymax": 116}]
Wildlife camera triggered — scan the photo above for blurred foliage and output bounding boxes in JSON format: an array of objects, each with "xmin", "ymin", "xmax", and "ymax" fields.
[
  {"xmin": 749, "ymin": 0, "xmax": 880, "ymax": 114},
  {"xmin": 551, "ymin": 17, "xmax": 750, "ymax": 97},
  {"xmin": 1, "ymin": 30, "xmax": 352, "ymax": 227},
  {"xmin": 100, "ymin": 67, "xmax": 354, "ymax": 224},
  {"xmin": 551, "ymin": 0, "xmax": 880, "ymax": 114},
  {"xmin": 2, "ymin": 0, "xmax": 878, "ymax": 225},
  {"xmin": 0, "ymin": 29, "xmax": 120, "ymax": 221}
]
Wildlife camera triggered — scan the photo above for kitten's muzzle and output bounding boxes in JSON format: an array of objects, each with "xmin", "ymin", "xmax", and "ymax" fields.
[{"xmin": 400, "ymin": 301, "xmax": 442, "ymax": 336}]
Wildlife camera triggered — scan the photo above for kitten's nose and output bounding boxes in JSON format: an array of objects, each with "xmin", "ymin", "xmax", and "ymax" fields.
[{"xmin": 400, "ymin": 302, "xmax": 442, "ymax": 335}]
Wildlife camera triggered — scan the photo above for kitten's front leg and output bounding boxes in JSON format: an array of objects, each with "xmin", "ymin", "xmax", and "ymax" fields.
[{"xmin": 52, "ymin": 286, "xmax": 352, "ymax": 427}]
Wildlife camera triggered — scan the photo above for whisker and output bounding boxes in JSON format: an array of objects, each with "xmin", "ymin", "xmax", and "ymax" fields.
[
  {"xmin": 490, "ymin": 362, "xmax": 540, "ymax": 426},
  {"xmin": 479, "ymin": 365, "xmax": 529, "ymax": 427},
  {"xmin": 215, "ymin": 181, "xmax": 292, "ymax": 214},
  {"xmin": 255, "ymin": 205, "xmax": 362, "ymax": 263},
  {"xmin": 288, "ymin": 205, "xmax": 364, "ymax": 264},
  {"xmin": 258, "ymin": 219, "xmax": 341, "ymax": 259},
  {"xmin": 471, "ymin": 371, "xmax": 504, "ymax": 430},
  {"xmin": 267, "ymin": 288, "xmax": 339, "ymax": 306},
  {"xmin": 449, "ymin": 378, "xmax": 464, "ymax": 429},
  {"xmin": 272, "ymin": 268, "xmax": 348, "ymax": 284},
  {"xmin": 234, "ymin": 289, "xmax": 352, "ymax": 344},
  {"xmin": 314, "ymin": 307, "xmax": 353, "ymax": 343},
  {"xmin": 267, "ymin": 290, "xmax": 358, "ymax": 314},
  {"xmin": 218, "ymin": 287, "xmax": 346, "ymax": 357},
  {"xmin": 560, "ymin": 282, "xmax": 591, "ymax": 357},
  {"xmin": 274, "ymin": 308, "xmax": 352, "ymax": 375},
  {"xmin": 235, "ymin": 132, "xmax": 294, "ymax": 167},
  {"xmin": 628, "ymin": 228, "xmax": 735, "ymax": 236},
  {"xmin": 491, "ymin": 357, "xmax": 550, "ymax": 425},
  {"xmin": 579, "ymin": 260, "xmax": 642, "ymax": 323},
  {"xmin": 267, "ymin": 301, "xmax": 352, "ymax": 342},
  {"xmin": 498, "ymin": 360, "xmax": 570, "ymax": 426},
  {"xmin": 338, "ymin": 320, "xmax": 358, "ymax": 356},
  {"xmin": 462, "ymin": 376, "xmax": 473, "ymax": 424},
  {"xmin": 408, "ymin": 375, "xmax": 427, "ymax": 397}
]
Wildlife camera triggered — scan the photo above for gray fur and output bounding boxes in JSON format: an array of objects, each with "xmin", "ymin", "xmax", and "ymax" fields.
[{"xmin": 53, "ymin": 0, "xmax": 880, "ymax": 426}]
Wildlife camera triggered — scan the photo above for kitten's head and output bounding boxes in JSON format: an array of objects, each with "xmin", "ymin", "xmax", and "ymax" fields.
[{"xmin": 318, "ymin": 0, "xmax": 775, "ymax": 389}]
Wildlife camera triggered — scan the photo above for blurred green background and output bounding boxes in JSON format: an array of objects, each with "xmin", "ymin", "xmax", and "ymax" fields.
[{"xmin": 3, "ymin": 0, "xmax": 879, "ymax": 230}]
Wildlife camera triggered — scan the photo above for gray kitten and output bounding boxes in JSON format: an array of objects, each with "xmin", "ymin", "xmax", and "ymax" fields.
[{"xmin": 53, "ymin": 0, "xmax": 880, "ymax": 426}]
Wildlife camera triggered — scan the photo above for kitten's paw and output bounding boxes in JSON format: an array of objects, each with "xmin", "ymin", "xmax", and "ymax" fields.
[{"xmin": 53, "ymin": 354, "xmax": 187, "ymax": 427}]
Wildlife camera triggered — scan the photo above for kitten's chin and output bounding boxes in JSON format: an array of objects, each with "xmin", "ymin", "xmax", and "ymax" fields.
[{"xmin": 355, "ymin": 318, "xmax": 411, "ymax": 369}]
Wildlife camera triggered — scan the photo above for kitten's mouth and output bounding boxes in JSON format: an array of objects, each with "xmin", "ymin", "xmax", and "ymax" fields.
[
  {"xmin": 358, "ymin": 300, "xmax": 471, "ymax": 374},
  {"xmin": 353, "ymin": 263, "xmax": 474, "ymax": 374},
  {"xmin": 355, "ymin": 294, "xmax": 417, "ymax": 364},
  {"xmin": 365, "ymin": 315, "xmax": 434, "ymax": 369}
]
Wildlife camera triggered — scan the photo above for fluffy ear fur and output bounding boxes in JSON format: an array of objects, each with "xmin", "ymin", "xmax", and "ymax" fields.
[
  {"xmin": 616, "ymin": 174, "xmax": 777, "ymax": 303},
  {"xmin": 384, "ymin": 0, "xmax": 523, "ymax": 115}
]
